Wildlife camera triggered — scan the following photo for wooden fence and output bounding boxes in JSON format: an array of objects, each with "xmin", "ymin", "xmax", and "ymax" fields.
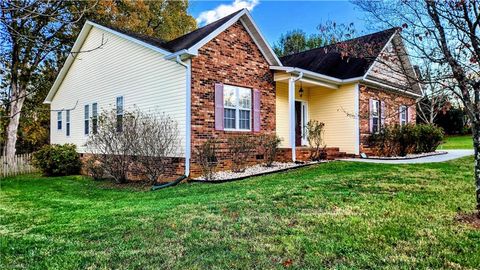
[{"xmin": 1, "ymin": 153, "xmax": 38, "ymax": 178}]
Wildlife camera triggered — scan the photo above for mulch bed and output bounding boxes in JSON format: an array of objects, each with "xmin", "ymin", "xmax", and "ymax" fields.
[
  {"xmin": 455, "ymin": 212, "xmax": 480, "ymax": 229},
  {"xmin": 189, "ymin": 161, "xmax": 326, "ymax": 184}
]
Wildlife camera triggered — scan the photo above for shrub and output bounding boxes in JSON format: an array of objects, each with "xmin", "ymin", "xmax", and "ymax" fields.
[
  {"xmin": 306, "ymin": 120, "xmax": 326, "ymax": 160},
  {"xmin": 86, "ymin": 110, "xmax": 140, "ymax": 183},
  {"xmin": 369, "ymin": 123, "xmax": 444, "ymax": 156},
  {"xmin": 195, "ymin": 138, "xmax": 218, "ymax": 180},
  {"xmin": 84, "ymin": 156, "xmax": 105, "ymax": 180},
  {"xmin": 415, "ymin": 124, "xmax": 444, "ymax": 153},
  {"xmin": 32, "ymin": 144, "xmax": 81, "ymax": 176},
  {"xmin": 258, "ymin": 134, "xmax": 282, "ymax": 167},
  {"xmin": 86, "ymin": 108, "xmax": 179, "ymax": 184},
  {"xmin": 228, "ymin": 135, "xmax": 254, "ymax": 172}
]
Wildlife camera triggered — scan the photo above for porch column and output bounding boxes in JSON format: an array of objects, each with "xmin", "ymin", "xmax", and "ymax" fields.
[{"xmin": 288, "ymin": 77, "xmax": 296, "ymax": 162}]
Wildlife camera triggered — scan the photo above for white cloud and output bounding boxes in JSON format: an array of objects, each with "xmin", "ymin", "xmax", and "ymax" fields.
[{"xmin": 196, "ymin": 0, "xmax": 259, "ymax": 25}]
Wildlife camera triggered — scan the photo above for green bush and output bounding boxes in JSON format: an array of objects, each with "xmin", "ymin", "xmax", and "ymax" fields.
[
  {"xmin": 32, "ymin": 144, "xmax": 81, "ymax": 176},
  {"xmin": 369, "ymin": 124, "xmax": 444, "ymax": 157},
  {"xmin": 415, "ymin": 124, "xmax": 444, "ymax": 153}
]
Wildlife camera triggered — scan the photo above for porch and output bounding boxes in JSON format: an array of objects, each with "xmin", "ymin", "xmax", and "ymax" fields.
[{"xmin": 273, "ymin": 69, "xmax": 360, "ymax": 161}]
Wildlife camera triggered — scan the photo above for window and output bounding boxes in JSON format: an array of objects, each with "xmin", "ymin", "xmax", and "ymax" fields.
[
  {"xmin": 223, "ymin": 85, "xmax": 251, "ymax": 130},
  {"xmin": 400, "ymin": 105, "xmax": 408, "ymax": 126},
  {"xmin": 116, "ymin": 96, "xmax": 124, "ymax": 132},
  {"xmin": 57, "ymin": 111, "xmax": 62, "ymax": 130},
  {"xmin": 92, "ymin": 103, "xmax": 98, "ymax": 134},
  {"xmin": 371, "ymin": 99, "xmax": 380, "ymax": 133},
  {"xmin": 66, "ymin": 110, "xmax": 71, "ymax": 136},
  {"xmin": 84, "ymin": 104, "xmax": 90, "ymax": 135}
]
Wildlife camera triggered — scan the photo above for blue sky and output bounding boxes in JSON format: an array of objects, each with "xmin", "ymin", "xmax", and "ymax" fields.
[{"xmin": 188, "ymin": 0, "xmax": 369, "ymax": 46}]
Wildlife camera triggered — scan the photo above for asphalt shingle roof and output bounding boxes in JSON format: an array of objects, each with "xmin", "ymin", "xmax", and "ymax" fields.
[{"xmin": 280, "ymin": 28, "xmax": 398, "ymax": 79}]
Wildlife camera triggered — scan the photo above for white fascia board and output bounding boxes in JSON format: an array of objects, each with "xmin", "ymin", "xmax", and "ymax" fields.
[
  {"xmin": 361, "ymin": 78, "xmax": 422, "ymax": 98},
  {"xmin": 242, "ymin": 12, "xmax": 282, "ymax": 66},
  {"xmin": 187, "ymin": 9, "xmax": 247, "ymax": 55},
  {"xmin": 186, "ymin": 9, "xmax": 281, "ymax": 66},
  {"xmin": 271, "ymin": 66, "xmax": 363, "ymax": 85},
  {"xmin": 164, "ymin": 49, "xmax": 197, "ymax": 60},
  {"xmin": 87, "ymin": 21, "xmax": 172, "ymax": 56}
]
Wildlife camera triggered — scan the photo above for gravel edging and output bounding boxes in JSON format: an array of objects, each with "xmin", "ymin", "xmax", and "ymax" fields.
[
  {"xmin": 189, "ymin": 161, "xmax": 326, "ymax": 184},
  {"xmin": 364, "ymin": 151, "xmax": 448, "ymax": 160}
]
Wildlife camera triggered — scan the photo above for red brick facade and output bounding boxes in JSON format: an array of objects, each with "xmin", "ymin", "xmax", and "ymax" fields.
[
  {"xmin": 359, "ymin": 85, "xmax": 417, "ymax": 153},
  {"xmin": 190, "ymin": 21, "xmax": 276, "ymax": 177}
]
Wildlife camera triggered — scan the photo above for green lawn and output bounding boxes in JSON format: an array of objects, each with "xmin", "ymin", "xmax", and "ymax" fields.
[
  {"xmin": 439, "ymin": 135, "xmax": 473, "ymax": 150},
  {"xmin": 1, "ymin": 158, "xmax": 479, "ymax": 269}
]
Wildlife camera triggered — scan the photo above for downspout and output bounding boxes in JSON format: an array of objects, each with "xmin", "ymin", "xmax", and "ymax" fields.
[
  {"xmin": 176, "ymin": 55, "xmax": 192, "ymax": 178},
  {"xmin": 289, "ymin": 72, "xmax": 303, "ymax": 162}
]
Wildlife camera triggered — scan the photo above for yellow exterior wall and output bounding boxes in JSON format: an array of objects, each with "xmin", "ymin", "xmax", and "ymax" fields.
[
  {"xmin": 275, "ymin": 82, "xmax": 309, "ymax": 147},
  {"xmin": 276, "ymin": 81, "xmax": 358, "ymax": 154}
]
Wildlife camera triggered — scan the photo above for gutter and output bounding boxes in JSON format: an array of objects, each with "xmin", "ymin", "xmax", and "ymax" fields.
[
  {"xmin": 176, "ymin": 55, "xmax": 192, "ymax": 177},
  {"xmin": 271, "ymin": 66, "xmax": 363, "ymax": 85}
]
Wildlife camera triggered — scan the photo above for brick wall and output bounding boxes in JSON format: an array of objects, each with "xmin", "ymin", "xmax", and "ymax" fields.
[
  {"xmin": 190, "ymin": 21, "xmax": 276, "ymax": 177},
  {"xmin": 359, "ymin": 85, "xmax": 417, "ymax": 153}
]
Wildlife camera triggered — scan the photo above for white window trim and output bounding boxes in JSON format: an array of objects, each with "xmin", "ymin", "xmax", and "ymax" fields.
[
  {"xmin": 92, "ymin": 102, "xmax": 98, "ymax": 134},
  {"xmin": 223, "ymin": 85, "xmax": 252, "ymax": 132},
  {"xmin": 116, "ymin": 96, "xmax": 124, "ymax": 132},
  {"xmin": 84, "ymin": 104, "xmax": 90, "ymax": 136},
  {"xmin": 372, "ymin": 99, "xmax": 380, "ymax": 134},
  {"xmin": 400, "ymin": 105, "xmax": 408, "ymax": 126},
  {"xmin": 66, "ymin": 110, "xmax": 71, "ymax": 137},
  {"xmin": 57, "ymin": 111, "xmax": 62, "ymax": 130}
]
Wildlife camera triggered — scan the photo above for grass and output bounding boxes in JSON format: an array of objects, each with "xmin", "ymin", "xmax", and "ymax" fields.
[
  {"xmin": 439, "ymin": 135, "xmax": 473, "ymax": 150},
  {"xmin": 1, "ymin": 158, "xmax": 479, "ymax": 269}
]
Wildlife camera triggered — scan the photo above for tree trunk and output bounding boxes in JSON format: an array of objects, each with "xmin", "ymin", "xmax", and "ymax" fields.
[
  {"xmin": 5, "ymin": 84, "xmax": 26, "ymax": 163},
  {"xmin": 473, "ymin": 125, "xmax": 480, "ymax": 212}
]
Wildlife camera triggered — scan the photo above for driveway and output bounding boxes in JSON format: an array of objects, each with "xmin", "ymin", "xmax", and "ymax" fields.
[{"xmin": 340, "ymin": 150, "xmax": 473, "ymax": 164}]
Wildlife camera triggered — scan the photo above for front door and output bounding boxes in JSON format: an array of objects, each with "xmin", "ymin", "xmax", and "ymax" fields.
[{"xmin": 295, "ymin": 101, "xmax": 302, "ymax": 146}]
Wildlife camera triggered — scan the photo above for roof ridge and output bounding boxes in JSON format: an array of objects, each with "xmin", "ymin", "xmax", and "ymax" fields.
[
  {"xmin": 280, "ymin": 27, "xmax": 398, "ymax": 59},
  {"xmin": 165, "ymin": 9, "xmax": 245, "ymax": 47}
]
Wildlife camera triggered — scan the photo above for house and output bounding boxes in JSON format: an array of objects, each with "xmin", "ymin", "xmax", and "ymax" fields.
[{"xmin": 44, "ymin": 9, "xmax": 421, "ymax": 178}]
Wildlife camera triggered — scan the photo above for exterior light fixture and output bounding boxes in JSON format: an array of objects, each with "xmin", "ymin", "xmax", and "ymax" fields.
[{"xmin": 299, "ymin": 81, "xmax": 304, "ymax": 97}]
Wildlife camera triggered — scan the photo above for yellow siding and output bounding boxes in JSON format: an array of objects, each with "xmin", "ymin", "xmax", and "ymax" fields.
[
  {"xmin": 50, "ymin": 27, "xmax": 186, "ymax": 155},
  {"xmin": 309, "ymin": 84, "xmax": 357, "ymax": 154},
  {"xmin": 276, "ymin": 82, "xmax": 358, "ymax": 154},
  {"xmin": 275, "ymin": 82, "xmax": 309, "ymax": 147}
]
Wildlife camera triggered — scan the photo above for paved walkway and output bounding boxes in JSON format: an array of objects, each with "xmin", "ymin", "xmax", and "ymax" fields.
[{"xmin": 340, "ymin": 150, "xmax": 473, "ymax": 164}]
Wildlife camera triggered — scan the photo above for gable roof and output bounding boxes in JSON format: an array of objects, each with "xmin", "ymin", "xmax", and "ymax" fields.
[
  {"xmin": 45, "ymin": 9, "xmax": 280, "ymax": 103},
  {"xmin": 163, "ymin": 9, "xmax": 243, "ymax": 52},
  {"xmin": 280, "ymin": 28, "xmax": 398, "ymax": 80}
]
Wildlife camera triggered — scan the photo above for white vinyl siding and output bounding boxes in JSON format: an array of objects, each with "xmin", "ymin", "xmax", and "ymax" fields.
[{"xmin": 49, "ymin": 27, "xmax": 187, "ymax": 155}]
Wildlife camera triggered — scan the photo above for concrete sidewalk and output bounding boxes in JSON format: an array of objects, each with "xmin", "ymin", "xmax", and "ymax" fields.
[{"xmin": 340, "ymin": 150, "xmax": 473, "ymax": 164}]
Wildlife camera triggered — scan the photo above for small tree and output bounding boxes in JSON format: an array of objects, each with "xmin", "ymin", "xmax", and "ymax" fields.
[
  {"xmin": 86, "ymin": 109, "xmax": 140, "ymax": 183},
  {"xmin": 135, "ymin": 111, "xmax": 179, "ymax": 184},
  {"xmin": 227, "ymin": 135, "xmax": 255, "ymax": 172},
  {"xmin": 195, "ymin": 139, "xmax": 218, "ymax": 180},
  {"xmin": 258, "ymin": 134, "xmax": 282, "ymax": 167},
  {"xmin": 306, "ymin": 120, "xmax": 326, "ymax": 161}
]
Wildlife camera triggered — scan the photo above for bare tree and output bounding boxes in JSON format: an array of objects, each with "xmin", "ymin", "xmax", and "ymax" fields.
[
  {"xmin": 86, "ymin": 109, "xmax": 140, "ymax": 183},
  {"xmin": 135, "ymin": 111, "xmax": 180, "ymax": 184},
  {"xmin": 353, "ymin": 0, "xmax": 480, "ymax": 212},
  {"xmin": 0, "ymin": 1, "xmax": 94, "ymax": 162}
]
